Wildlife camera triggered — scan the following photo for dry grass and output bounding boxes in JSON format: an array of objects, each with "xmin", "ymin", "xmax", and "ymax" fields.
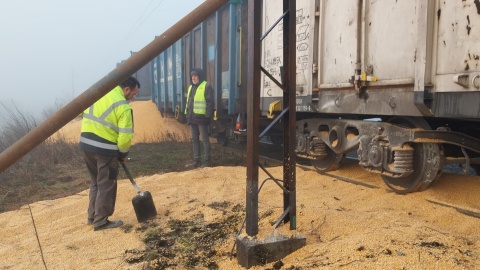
[{"xmin": 0, "ymin": 100, "xmax": 242, "ymax": 213}]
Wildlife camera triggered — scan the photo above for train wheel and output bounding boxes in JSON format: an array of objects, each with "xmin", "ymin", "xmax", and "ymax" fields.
[
  {"xmin": 310, "ymin": 147, "xmax": 344, "ymax": 172},
  {"xmin": 381, "ymin": 117, "xmax": 444, "ymax": 193},
  {"xmin": 216, "ymin": 131, "xmax": 229, "ymax": 146}
]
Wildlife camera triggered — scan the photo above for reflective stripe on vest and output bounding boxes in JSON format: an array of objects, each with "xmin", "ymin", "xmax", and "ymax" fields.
[
  {"xmin": 82, "ymin": 100, "xmax": 133, "ymax": 134},
  {"xmin": 79, "ymin": 136, "xmax": 119, "ymax": 151},
  {"xmin": 80, "ymin": 86, "xmax": 134, "ymax": 152},
  {"xmin": 185, "ymin": 81, "xmax": 207, "ymax": 115}
]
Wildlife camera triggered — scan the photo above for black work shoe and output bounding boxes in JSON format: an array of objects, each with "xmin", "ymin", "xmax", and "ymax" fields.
[
  {"xmin": 94, "ymin": 220, "xmax": 123, "ymax": 231},
  {"xmin": 185, "ymin": 160, "xmax": 201, "ymax": 169}
]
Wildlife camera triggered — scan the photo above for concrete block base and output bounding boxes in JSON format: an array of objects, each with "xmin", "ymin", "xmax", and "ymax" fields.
[{"xmin": 236, "ymin": 233, "xmax": 306, "ymax": 268}]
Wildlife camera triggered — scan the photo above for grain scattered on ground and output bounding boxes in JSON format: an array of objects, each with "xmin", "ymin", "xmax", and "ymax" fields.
[{"xmin": 3, "ymin": 100, "xmax": 480, "ymax": 269}]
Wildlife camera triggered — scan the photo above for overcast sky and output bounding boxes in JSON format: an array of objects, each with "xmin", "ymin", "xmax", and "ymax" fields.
[{"xmin": 0, "ymin": 0, "xmax": 204, "ymax": 116}]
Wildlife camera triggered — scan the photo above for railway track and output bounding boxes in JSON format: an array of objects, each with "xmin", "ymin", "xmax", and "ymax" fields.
[{"xmin": 216, "ymin": 143, "xmax": 480, "ymax": 220}]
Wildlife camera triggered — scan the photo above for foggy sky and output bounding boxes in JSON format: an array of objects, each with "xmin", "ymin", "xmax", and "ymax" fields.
[{"xmin": 0, "ymin": 0, "xmax": 204, "ymax": 117}]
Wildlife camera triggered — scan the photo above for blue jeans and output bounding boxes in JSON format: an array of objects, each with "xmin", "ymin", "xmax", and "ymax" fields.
[{"xmin": 190, "ymin": 124, "xmax": 211, "ymax": 162}]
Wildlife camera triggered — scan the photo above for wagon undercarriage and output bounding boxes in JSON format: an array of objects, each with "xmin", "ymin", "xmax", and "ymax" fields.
[{"xmin": 296, "ymin": 116, "xmax": 480, "ymax": 193}]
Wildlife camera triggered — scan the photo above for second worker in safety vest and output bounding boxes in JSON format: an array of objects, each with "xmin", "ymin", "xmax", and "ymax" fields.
[{"xmin": 185, "ymin": 68, "xmax": 214, "ymax": 168}]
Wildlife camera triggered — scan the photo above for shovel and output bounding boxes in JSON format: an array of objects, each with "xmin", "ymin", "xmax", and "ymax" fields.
[{"xmin": 121, "ymin": 162, "xmax": 157, "ymax": 223}]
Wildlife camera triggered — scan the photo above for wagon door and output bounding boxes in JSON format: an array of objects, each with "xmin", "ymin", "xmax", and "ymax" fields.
[
  {"xmin": 316, "ymin": 0, "xmax": 423, "ymax": 116},
  {"xmin": 431, "ymin": 0, "xmax": 480, "ymax": 118}
]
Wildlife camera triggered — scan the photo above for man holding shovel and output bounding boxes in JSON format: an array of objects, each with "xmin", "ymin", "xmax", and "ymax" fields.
[{"xmin": 79, "ymin": 76, "xmax": 140, "ymax": 231}]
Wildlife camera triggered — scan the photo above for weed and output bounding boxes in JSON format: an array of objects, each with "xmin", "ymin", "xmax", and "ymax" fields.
[
  {"xmin": 65, "ymin": 244, "xmax": 79, "ymax": 251},
  {"xmin": 122, "ymin": 224, "xmax": 134, "ymax": 233},
  {"xmin": 260, "ymin": 209, "xmax": 275, "ymax": 220},
  {"xmin": 232, "ymin": 204, "xmax": 244, "ymax": 212},
  {"xmin": 127, "ymin": 205, "xmax": 244, "ymax": 269},
  {"xmin": 208, "ymin": 201, "xmax": 232, "ymax": 209}
]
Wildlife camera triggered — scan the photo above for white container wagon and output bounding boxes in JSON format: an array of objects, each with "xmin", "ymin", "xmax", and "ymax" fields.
[{"xmin": 260, "ymin": 0, "xmax": 480, "ymax": 193}]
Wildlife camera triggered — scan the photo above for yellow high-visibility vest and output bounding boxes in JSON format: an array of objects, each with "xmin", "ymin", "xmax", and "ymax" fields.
[
  {"xmin": 185, "ymin": 81, "xmax": 207, "ymax": 115},
  {"xmin": 80, "ymin": 86, "xmax": 133, "ymax": 155}
]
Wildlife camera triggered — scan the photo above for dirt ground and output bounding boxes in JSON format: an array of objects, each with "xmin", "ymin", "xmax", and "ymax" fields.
[{"xmin": 1, "ymin": 101, "xmax": 480, "ymax": 269}]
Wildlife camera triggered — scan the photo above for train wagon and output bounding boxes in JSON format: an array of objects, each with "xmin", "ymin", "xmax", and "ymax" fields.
[
  {"xmin": 261, "ymin": 0, "xmax": 480, "ymax": 193},
  {"xmin": 149, "ymin": 0, "xmax": 480, "ymax": 193},
  {"xmin": 149, "ymin": 0, "xmax": 248, "ymax": 146}
]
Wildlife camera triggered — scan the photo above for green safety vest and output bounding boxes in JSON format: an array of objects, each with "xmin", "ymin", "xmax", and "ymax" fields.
[
  {"xmin": 80, "ymin": 86, "xmax": 134, "ymax": 155},
  {"xmin": 185, "ymin": 81, "xmax": 207, "ymax": 115}
]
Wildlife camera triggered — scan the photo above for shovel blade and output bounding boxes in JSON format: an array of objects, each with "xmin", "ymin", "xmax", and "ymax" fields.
[{"xmin": 132, "ymin": 191, "xmax": 157, "ymax": 223}]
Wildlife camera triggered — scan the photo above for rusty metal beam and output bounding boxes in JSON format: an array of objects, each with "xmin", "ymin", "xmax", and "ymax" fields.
[
  {"xmin": 282, "ymin": 0, "xmax": 297, "ymax": 230},
  {"xmin": 245, "ymin": 0, "xmax": 261, "ymax": 236},
  {"xmin": 0, "ymin": 0, "xmax": 228, "ymax": 173}
]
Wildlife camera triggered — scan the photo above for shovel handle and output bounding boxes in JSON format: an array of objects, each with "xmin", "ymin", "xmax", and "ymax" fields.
[{"xmin": 120, "ymin": 162, "xmax": 142, "ymax": 194}]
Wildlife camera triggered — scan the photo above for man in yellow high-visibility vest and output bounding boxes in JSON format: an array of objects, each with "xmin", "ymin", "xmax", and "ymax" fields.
[
  {"xmin": 80, "ymin": 76, "xmax": 140, "ymax": 231},
  {"xmin": 185, "ymin": 68, "xmax": 214, "ymax": 168}
]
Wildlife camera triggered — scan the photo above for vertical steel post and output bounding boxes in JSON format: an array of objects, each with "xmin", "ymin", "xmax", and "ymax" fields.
[
  {"xmin": 282, "ymin": 0, "xmax": 297, "ymax": 230},
  {"xmin": 0, "ymin": 0, "xmax": 228, "ymax": 173},
  {"xmin": 245, "ymin": 0, "xmax": 261, "ymax": 236}
]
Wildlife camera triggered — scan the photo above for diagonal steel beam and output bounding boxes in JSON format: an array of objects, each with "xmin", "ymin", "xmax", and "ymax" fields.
[{"xmin": 0, "ymin": 0, "xmax": 228, "ymax": 173}]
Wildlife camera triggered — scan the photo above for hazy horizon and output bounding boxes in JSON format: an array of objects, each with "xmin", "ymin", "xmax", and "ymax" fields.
[{"xmin": 0, "ymin": 0, "xmax": 204, "ymax": 117}]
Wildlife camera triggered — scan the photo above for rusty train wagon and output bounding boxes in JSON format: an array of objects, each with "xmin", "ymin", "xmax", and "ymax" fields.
[
  {"xmin": 149, "ymin": 0, "xmax": 480, "ymax": 193},
  {"xmin": 259, "ymin": 0, "xmax": 480, "ymax": 193}
]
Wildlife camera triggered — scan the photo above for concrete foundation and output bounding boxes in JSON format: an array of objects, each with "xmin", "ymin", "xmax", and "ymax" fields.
[{"xmin": 236, "ymin": 233, "xmax": 306, "ymax": 268}]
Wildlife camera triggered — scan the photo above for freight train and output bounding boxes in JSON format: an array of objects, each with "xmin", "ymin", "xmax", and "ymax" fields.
[{"xmin": 137, "ymin": 0, "xmax": 480, "ymax": 193}]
